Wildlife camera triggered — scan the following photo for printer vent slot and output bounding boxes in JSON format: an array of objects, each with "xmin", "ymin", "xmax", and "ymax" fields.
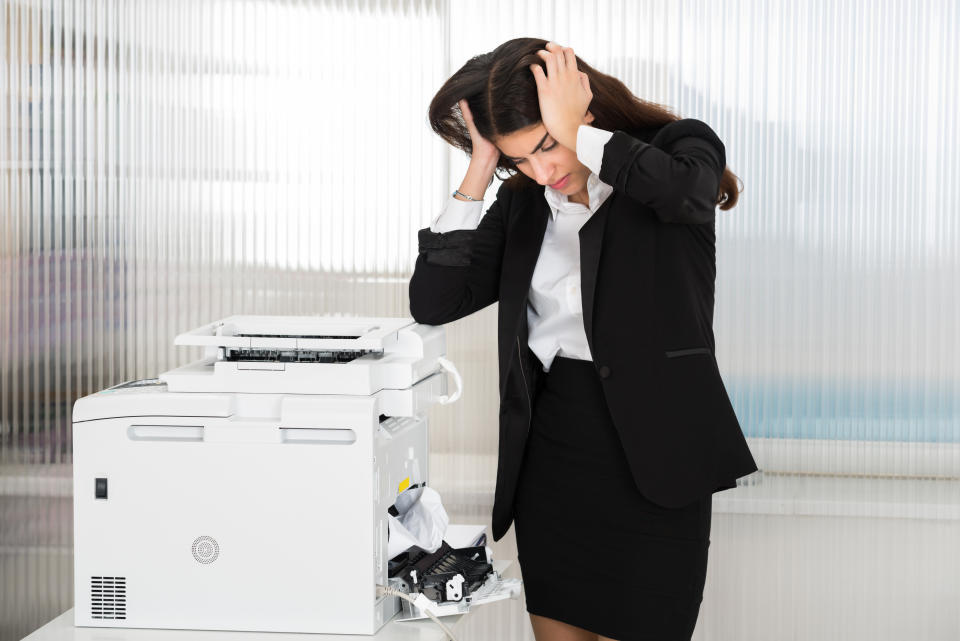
[{"xmin": 90, "ymin": 576, "xmax": 126, "ymax": 620}]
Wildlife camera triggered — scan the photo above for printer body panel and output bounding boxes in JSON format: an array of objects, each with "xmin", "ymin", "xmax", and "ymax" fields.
[{"xmin": 72, "ymin": 393, "xmax": 406, "ymax": 634}]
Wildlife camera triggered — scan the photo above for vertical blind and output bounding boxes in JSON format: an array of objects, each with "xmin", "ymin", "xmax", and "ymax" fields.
[{"xmin": 2, "ymin": 1, "xmax": 958, "ymax": 640}]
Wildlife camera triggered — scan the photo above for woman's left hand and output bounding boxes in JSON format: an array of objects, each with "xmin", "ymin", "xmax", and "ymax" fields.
[{"xmin": 529, "ymin": 42, "xmax": 594, "ymax": 152}]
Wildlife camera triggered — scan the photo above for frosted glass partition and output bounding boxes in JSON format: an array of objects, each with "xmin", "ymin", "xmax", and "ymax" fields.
[
  {"xmin": 0, "ymin": 1, "xmax": 450, "ymax": 638},
  {"xmin": 2, "ymin": 1, "xmax": 958, "ymax": 640}
]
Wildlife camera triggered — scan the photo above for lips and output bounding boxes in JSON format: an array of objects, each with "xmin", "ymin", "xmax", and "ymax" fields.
[{"xmin": 550, "ymin": 174, "xmax": 570, "ymax": 188}]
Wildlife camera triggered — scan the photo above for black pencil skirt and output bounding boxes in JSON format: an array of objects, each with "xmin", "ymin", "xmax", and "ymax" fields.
[{"xmin": 513, "ymin": 355, "xmax": 712, "ymax": 641}]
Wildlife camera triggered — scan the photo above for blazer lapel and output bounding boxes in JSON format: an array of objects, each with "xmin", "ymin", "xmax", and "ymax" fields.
[
  {"xmin": 499, "ymin": 189, "xmax": 549, "ymax": 398},
  {"xmin": 505, "ymin": 187, "xmax": 550, "ymax": 331},
  {"xmin": 578, "ymin": 192, "xmax": 615, "ymax": 356}
]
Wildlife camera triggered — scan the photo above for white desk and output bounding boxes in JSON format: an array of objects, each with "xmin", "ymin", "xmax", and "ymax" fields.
[{"xmin": 22, "ymin": 560, "xmax": 513, "ymax": 641}]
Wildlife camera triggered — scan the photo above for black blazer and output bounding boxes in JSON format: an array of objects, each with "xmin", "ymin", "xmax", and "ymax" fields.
[{"xmin": 409, "ymin": 118, "xmax": 758, "ymax": 542}]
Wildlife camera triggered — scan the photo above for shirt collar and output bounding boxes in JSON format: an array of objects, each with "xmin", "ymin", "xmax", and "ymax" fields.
[{"xmin": 543, "ymin": 172, "xmax": 614, "ymax": 221}]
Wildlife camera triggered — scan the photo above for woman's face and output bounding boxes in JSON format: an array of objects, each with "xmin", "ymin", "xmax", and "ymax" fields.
[{"xmin": 494, "ymin": 122, "xmax": 592, "ymax": 200}]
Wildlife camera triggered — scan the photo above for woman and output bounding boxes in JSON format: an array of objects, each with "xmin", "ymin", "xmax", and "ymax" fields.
[{"xmin": 409, "ymin": 38, "xmax": 757, "ymax": 641}]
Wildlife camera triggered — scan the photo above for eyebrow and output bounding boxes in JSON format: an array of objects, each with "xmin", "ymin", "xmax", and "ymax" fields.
[{"xmin": 504, "ymin": 131, "xmax": 551, "ymax": 161}]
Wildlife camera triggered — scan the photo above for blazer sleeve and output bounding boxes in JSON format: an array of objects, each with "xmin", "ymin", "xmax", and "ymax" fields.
[
  {"xmin": 596, "ymin": 118, "xmax": 727, "ymax": 225},
  {"xmin": 408, "ymin": 182, "xmax": 510, "ymax": 326}
]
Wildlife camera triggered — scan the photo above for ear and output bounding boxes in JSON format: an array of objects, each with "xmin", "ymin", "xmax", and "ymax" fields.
[{"xmin": 582, "ymin": 110, "xmax": 595, "ymax": 125}]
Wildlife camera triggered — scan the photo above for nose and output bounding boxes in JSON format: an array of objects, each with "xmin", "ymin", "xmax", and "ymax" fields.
[{"xmin": 528, "ymin": 157, "xmax": 554, "ymax": 185}]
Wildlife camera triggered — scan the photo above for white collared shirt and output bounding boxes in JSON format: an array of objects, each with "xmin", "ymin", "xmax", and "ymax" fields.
[{"xmin": 429, "ymin": 125, "xmax": 615, "ymax": 373}]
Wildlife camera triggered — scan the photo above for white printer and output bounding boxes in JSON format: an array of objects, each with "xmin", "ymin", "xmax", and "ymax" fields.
[{"xmin": 72, "ymin": 315, "xmax": 519, "ymax": 635}]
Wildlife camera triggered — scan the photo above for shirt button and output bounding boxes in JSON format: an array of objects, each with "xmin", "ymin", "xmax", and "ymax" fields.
[{"xmin": 598, "ymin": 365, "xmax": 610, "ymax": 378}]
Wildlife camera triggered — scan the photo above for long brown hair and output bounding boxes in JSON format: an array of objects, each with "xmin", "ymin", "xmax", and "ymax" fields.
[{"xmin": 427, "ymin": 37, "xmax": 741, "ymax": 210}]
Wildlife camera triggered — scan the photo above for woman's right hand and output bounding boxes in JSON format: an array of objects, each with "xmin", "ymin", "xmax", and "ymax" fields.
[{"xmin": 458, "ymin": 99, "xmax": 500, "ymax": 164}]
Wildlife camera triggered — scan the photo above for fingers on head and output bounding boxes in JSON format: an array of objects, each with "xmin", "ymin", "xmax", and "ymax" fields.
[{"xmin": 549, "ymin": 43, "xmax": 573, "ymax": 68}]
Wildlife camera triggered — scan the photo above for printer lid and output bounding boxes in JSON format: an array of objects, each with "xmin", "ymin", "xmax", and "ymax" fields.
[
  {"xmin": 174, "ymin": 315, "xmax": 415, "ymax": 352},
  {"xmin": 156, "ymin": 315, "xmax": 449, "ymax": 397}
]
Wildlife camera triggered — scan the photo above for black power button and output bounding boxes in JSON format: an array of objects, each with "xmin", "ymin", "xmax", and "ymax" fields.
[{"xmin": 95, "ymin": 478, "xmax": 108, "ymax": 499}]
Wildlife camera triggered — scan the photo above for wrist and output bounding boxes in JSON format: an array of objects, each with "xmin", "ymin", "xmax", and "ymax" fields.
[
  {"xmin": 470, "ymin": 153, "xmax": 500, "ymax": 171},
  {"xmin": 560, "ymin": 125, "xmax": 581, "ymax": 152},
  {"xmin": 453, "ymin": 190, "xmax": 481, "ymax": 201}
]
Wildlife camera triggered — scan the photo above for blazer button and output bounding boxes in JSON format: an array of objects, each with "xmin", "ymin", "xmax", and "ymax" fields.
[{"xmin": 598, "ymin": 365, "xmax": 610, "ymax": 378}]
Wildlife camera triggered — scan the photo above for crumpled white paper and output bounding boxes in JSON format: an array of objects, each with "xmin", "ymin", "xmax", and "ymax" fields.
[{"xmin": 387, "ymin": 485, "xmax": 450, "ymax": 559}]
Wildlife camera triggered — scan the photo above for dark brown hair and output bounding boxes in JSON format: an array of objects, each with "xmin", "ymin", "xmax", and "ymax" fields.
[{"xmin": 427, "ymin": 37, "xmax": 741, "ymax": 210}]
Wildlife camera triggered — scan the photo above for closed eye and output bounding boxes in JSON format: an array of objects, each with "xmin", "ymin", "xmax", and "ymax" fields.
[{"xmin": 512, "ymin": 142, "xmax": 559, "ymax": 165}]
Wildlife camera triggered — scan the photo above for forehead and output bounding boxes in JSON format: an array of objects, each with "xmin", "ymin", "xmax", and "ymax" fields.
[{"xmin": 495, "ymin": 123, "xmax": 548, "ymax": 157}]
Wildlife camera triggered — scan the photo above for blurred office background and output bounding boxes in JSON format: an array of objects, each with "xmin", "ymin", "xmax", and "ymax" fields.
[{"xmin": 1, "ymin": 0, "xmax": 958, "ymax": 639}]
